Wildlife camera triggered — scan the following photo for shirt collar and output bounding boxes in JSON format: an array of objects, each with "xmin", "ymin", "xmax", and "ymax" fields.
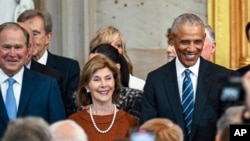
[
  {"xmin": 0, "ymin": 67, "xmax": 24, "ymax": 85},
  {"xmin": 37, "ymin": 50, "xmax": 48, "ymax": 65},
  {"xmin": 176, "ymin": 57, "xmax": 200, "ymax": 77},
  {"xmin": 26, "ymin": 60, "xmax": 31, "ymax": 69}
]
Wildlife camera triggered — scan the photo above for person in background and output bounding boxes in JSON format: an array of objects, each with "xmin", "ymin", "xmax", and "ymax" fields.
[
  {"xmin": 201, "ymin": 25, "xmax": 216, "ymax": 61},
  {"xmin": 0, "ymin": 22, "xmax": 65, "ymax": 137},
  {"xmin": 215, "ymin": 106, "xmax": 243, "ymax": 141},
  {"xmin": 140, "ymin": 13, "xmax": 239, "ymax": 141},
  {"xmin": 140, "ymin": 118, "xmax": 183, "ymax": 141},
  {"xmin": 166, "ymin": 28, "xmax": 176, "ymax": 63},
  {"xmin": 89, "ymin": 44, "xmax": 143, "ymax": 122},
  {"xmin": 237, "ymin": 22, "xmax": 250, "ymax": 76},
  {"xmin": 50, "ymin": 119, "xmax": 88, "ymax": 141},
  {"xmin": 69, "ymin": 55, "xmax": 137, "ymax": 141},
  {"xmin": 17, "ymin": 10, "xmax": 80, "ymax": 114},
  {"xmin": 215, "ymin": 70, "xmax": 250, "ymax": 141},
  {"xmin": 17, "ymin": 22, "xmax": 72, "ymax": 117},
  {"xmin": 89, "ymin": 26, "xmax": 145, "ymax": 91},
  {"xmin": 2, "ymin": 116, "xmax": 52, "ymax": 141}
]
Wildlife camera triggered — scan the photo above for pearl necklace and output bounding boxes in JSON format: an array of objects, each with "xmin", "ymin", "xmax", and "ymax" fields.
[{"xmin": 89, "ymin": 104, "xmax": 117, "ymax": 134}]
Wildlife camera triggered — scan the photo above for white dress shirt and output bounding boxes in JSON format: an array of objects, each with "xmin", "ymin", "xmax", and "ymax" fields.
[
  {"xmin": 175, "ymin": 57, "xmax": 200, "ymax": 101},
  {"xmin": 0, "ymin": 67, "xmax": 24, "ymax": 110},
  {"xmin": 37, "ymin": 50, "xmax": 48, "ymax": 65}
]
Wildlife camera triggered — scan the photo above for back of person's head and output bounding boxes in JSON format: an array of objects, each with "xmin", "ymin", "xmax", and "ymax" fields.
[
  {"xmin": 17, "ymin": 9, "xmax": 52, "ymax": 34},
  {"xmin": 140, "ymin": 118, "xmax": 183, "ymax": 141},
  {"xmin": 2, "ymin": 116, "xmax": 52, "ymax": 141},
  {"xmin": 90, "ymin": 44, "xmax": 130, "ymax": 87},
  {"xmin": 216, "ymin": 106, "xmax": 244, "ymax": 141},
  {"xmin": 245, "ymin": 22, "xmax": 250, "ymax": 41},
  {"xmin": 50, "ymin": 119, "xmax": 88, "ymax": 141}
]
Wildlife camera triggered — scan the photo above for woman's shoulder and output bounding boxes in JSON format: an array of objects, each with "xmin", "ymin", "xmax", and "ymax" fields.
[
  {"xmin": 117, "ymin": 110, "xmax": 138, "ymax": 125},
  {"xmin": 68, "ymin": 109, "xmax": 88, "ymax": 120}
]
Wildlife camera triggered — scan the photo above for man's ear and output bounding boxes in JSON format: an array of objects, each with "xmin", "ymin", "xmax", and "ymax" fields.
[
  {"xmin": 211, "ymin": 41, "xmax": 216, "ymax": 53},
  {"xmin": 45, "ymin": 32, "xmax": 52, "ymax": 48}
]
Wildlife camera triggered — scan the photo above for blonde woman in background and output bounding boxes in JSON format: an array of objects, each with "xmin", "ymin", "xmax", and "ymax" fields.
[{"xmin": 89, "ymin": 26, "xmax": 145, "ymax": 91}]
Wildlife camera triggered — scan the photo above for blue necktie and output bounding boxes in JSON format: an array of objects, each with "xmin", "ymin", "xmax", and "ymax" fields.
[
  {"xmin": 182, "ymin": 69, "xmax": 194, "ymax": 135},
  {"xmin": 5, "ymin": 78, "xmax": 17, "ymax": 120}
]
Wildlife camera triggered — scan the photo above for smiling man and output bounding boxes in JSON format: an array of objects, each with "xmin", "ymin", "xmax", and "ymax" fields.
[
  {"xmin": 0, "ymin": 22, "xmax": 65, "ymax": 137},
  {"xmin": 140, "ymin": 13, "xmax": 239, "ymax": 141}
]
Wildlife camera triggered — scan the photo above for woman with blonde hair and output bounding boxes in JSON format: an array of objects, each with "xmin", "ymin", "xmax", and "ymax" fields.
[{"xmin": 89, "ymin": 26, "xmax": 145, "ymax": 91}]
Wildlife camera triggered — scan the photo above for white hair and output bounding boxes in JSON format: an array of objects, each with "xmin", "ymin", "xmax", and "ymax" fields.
[{"xmin": 50, "ymin": 119, "xmax": 88, "ymax": 141}]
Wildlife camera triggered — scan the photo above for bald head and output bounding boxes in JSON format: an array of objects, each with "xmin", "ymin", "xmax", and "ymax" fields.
[{"xmin": 50, "ymin": 120, "xmax": 88, "ymax": 141}]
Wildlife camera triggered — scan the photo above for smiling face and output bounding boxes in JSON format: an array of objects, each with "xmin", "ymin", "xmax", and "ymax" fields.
[
  {"xmin": 0, "ymin": 28, "xmax": 28, "ymax": 76},
  {"xmin": 173, "ymin": 24, "xmax": 205, "ymax": 67},
  {"xmin": 87, "ymin": 67, "xmax": 115, "ymax": 104}
]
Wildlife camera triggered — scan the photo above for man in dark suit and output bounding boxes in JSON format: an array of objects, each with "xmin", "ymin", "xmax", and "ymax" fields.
[
  {"xmin": 17, "ymin": 10, "xmax": 80, "ymax": 110},
  {"xmin": 140, "ymin": 13, "xmax": 239, "ymax": 141},
  {"xmin": 18, "ymin": 22, "xmax": 74, "ymax": 116},
  {"xmin": 237, "ymin": 22, "xmax": 250, "ymax": 76},
  {"xmin": 0, "ymin": 22, "xmax": 66, "ymax": 137}
]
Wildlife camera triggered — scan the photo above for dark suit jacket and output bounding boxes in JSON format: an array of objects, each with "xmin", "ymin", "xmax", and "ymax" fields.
[
  {"xmin": 140, "ymin": 57, "xmax": 239, "ymax": 141},
  {"xmin": 30, "ymin": 59, "xmax": 74, "ymax": 116},
  {"xmin": 237, "ymin": 64, "xmax": 250, "ymax": 76},
  {"xmin": 46, "ymin": 51, "xmax": 80, "ymax": 105},
  {"xmin": 0, "ymin": 68, "xmax": 66, "ymax": 137}
]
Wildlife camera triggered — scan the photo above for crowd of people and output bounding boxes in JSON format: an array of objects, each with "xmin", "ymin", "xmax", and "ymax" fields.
[{"xmin": 0, "ymin": 9, "xmax": 250, "ymax": 141}]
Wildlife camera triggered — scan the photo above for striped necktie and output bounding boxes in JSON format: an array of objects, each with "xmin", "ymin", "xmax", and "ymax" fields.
[{"xmin": 182, "ymin": 69, "xmax": 194, "ymax": 136}]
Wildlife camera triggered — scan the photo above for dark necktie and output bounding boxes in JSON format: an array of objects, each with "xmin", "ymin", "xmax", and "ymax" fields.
[
  {"xmin": 5, "ymin": 78, "xmax": 17, "ymax": 120},
  {"xmin": 182, "ymin": 69, "xmax": 194, "ymax": 135}
]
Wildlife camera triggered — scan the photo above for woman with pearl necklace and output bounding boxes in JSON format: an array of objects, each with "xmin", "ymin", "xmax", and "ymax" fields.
[{"xmin": 69, "ymin": 55, "xmax": 138, "ymax": 141}]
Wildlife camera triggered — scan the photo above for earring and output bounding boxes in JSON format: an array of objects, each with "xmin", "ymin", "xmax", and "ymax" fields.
[{"xmin": 85, "ymin": 87, "xmax": 90, "ymax": 93}]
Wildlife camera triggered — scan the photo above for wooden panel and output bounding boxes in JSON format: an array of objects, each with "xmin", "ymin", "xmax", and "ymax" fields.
[
  {"xmin": 208, "ymin": 0, "xmax": 250, "ymax": 69},
  {"xmin": 230, "ymin": 0, "xmax": 250, "ymax": 69}
]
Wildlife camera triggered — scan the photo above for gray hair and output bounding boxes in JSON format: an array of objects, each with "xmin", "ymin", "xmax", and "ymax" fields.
[
  {"xmin": 17, "ymin": 9, "xmax": 52, "ymax": 34},
  {"xmin": 0, "ymin": 22, "xmax": 30, "ymax": 47},
  {"xmin": 216, "ymin": 106, "xmax": 244, "ymax": 141},
  {"xmin": 171, "ymin": 13, "xmax": 205, "ymax": 37},
  {"xmin": 205, "ymin": 25, "xmax": 215, "ymax": 42},
  {"xmin": 50, "ymin": 119, "xmax": 88, "ymax": 141},
  {"xmin": 2, "ymin": 116, "xmax": 52, "ymax": 141}
]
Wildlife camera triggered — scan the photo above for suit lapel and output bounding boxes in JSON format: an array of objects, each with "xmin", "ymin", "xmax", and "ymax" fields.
[
  {"xmin": 46, "ymin": 51, "xmax": 57, "ymax": 69},
  {"xmin": 0, "ymin": 91, "xmax": 9, "ymax": 124},
  {"xmin": 164, "ymin": 60, "xmax": 186, "ymax": 130},
  {"xmin": 17, "ymin": 68, "xmax": 36, "ymax": 116},
  {"xmin": 190, "ymin": 58, "xmax": 212, "ymax": 139},
  {"xmin": 30, "ymin": 59, "xmax": 45, "ymax": 73}
]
